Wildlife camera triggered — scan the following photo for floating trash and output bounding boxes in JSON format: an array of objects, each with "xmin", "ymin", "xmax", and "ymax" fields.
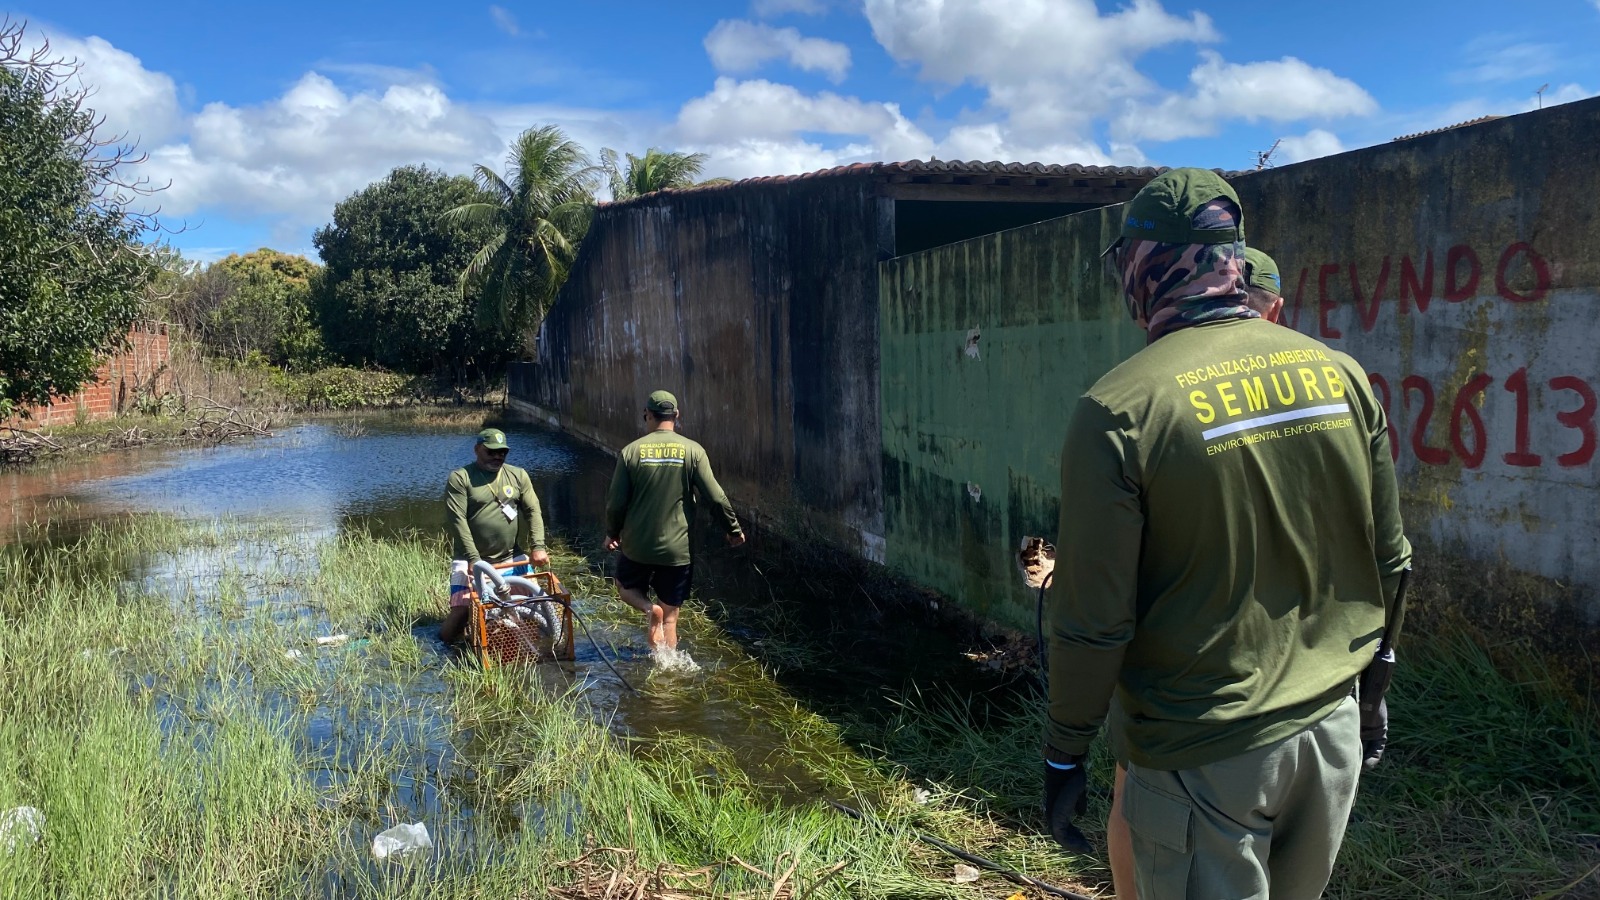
[
  {"xmin": 315, "ymin": 634, "xmax": 350, "ymax": 647},
  {"xmin": 0, "ymin": 806, "xmax": 43, "ymax": 854},
  {"xmin": 284, "ymin": 649, "xmax": 303, "ymax": 660},
  {"xmin": 371, "ymin": 822, "xmax": 432, "ymax": 860}
]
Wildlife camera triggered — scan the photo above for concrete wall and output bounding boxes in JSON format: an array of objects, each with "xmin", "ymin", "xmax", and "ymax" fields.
[
  {"xmin": 514, "ymin": 175, "xmax": 889, "ymax": 553},
  {"xmin": 8, "ymin": 321, "xmax": 172, "ymax": 426},
  {"xmin": 879, "ymin": 97, "xmax": 1600, "ymax": 628},
  {"xmin": 1234, "ymin": 101, "xmax": 1599, "ymax": 604}
]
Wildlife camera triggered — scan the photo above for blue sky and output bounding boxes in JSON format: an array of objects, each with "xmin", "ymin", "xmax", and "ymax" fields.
[{"xmin": 11, "ymin": 0, "xmax": 1598, "ymax": 262}]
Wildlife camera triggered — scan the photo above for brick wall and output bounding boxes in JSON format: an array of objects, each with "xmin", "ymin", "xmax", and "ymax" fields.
[{"xmin": 9, "ymin": 321, "xmax": 173, "ymax": 427}]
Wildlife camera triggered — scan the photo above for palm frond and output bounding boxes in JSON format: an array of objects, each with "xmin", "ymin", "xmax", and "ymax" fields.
[
  {"xmin": 455, "ymin": 123, "xmax": 599, "ymax": 333},
  {"xmin": 459, "ymin": 231, "xmax": 508, "ymax": 292},
  {"xmin": 620, "ymin": 148, "xmax": 709, "ymax": 197},
  {"xmin": 440, "ymin": 202, "xmax": 506, "ymax": 230},
  {"xmin": 472, "ymin": 165, "xmax": 514, "ymax": 207}
]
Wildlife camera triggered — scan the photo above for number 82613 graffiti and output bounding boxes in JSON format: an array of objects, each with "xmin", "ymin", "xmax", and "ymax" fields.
[{"xmin": 1366, "ymin": 369, "xmax": 1596, "ymax": 469}]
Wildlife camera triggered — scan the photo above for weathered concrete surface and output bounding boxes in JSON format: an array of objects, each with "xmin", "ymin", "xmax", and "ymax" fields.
[
  {"xmin": 880, "ymin": 97, "xmax": 1600, "ymax": 627},
  {"xmin": 514, "ymin": 175, "xmax": 888, "ymax": 552},
  {"xmin": 1235, "ymin": 98, "xmax": 1600, "ymax": 612},
  {"xmin": 879, "ymin": 208, "xmax": 1143, "ymax": 628}
]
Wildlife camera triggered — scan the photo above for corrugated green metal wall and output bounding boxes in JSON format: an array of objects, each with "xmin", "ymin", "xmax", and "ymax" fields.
[{"xmin": 879, "ymin": 206, "xmax": 1144, "ymax": 630}]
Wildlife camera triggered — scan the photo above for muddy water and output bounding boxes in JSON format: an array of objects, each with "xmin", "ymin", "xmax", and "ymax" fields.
[{"xmin": 1, "ymin": 416, "xmax": 1010, "ymax": 811}]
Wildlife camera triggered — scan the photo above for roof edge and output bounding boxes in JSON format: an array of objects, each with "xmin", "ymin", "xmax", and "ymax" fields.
[{"xmin": 596, "ymin": 159, "xmax": 1240, "ymax": 209}]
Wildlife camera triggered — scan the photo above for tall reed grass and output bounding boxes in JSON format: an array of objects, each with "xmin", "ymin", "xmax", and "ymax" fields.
[{"xmin": 0, "ymin": 517, "xmax": 1095, "ymax": 898}]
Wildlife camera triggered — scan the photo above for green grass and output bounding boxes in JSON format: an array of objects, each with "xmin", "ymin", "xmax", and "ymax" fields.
[
  {"xmin": 0, "ymin": 516, "xmax": 1096, "ymax": 899},
  {"xmin": 843, "ymin": 638, "xmax": 1600, "ymax": 899},
  {"xmin": 4, "ymin": 513, "xmax": 1590, "ymax": 898}
]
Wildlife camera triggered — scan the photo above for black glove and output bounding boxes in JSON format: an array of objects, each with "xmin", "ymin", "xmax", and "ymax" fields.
[
  {"xmin": 1042, "ymin": 760, "xmax": 1090, "ymax": 853},
  {"xmin": 1361, "ymin": 696, "xmax": 1389, "ymax": 770},
  {"xmin": 1357, "ymin": 647, "xmax": 1396, "ymax": 770}
]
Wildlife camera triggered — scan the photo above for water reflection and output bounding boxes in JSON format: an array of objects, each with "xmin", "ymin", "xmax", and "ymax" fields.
[
  {"xmin": 0, "ymin": 419, "xmax": 616, "ymax": 544},
  {"xmin": 1, "ymin": 415, "xmax": 1014, "ymax": 809}
]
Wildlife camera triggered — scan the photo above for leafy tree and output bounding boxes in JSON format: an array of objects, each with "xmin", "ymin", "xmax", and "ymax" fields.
[
  {"xmin": 313, "ymin": 165, "xmax": 510, "ymax": 378},
  {"xmin": 210, "ymin": 249, "xmax": 323, "ymax": 368},
  {"xmin": 0, "ymin": 20, "xmax": 160, "ymax": 419},
  {"xmin": 446, "ymin": 125, "xmax": 599, "ymax": 345},
  {"xmin": 149, "ymin": 248, "xmax": 323, "ymax": 369},
  {"xmin": 601, "ymin": 147, "xmax": 713, "ymax": 200}
]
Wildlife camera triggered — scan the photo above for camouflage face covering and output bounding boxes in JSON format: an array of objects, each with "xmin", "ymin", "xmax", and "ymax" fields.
[{"xmin": 1117, "ymin": 199, "xmax": 1257, "ymax": 343}]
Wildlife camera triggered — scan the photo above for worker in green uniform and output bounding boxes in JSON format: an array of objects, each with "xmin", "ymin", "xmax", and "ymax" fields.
[
  {"xmin": 1099, "ymin": 244, "xmax": 1311, "ymax": 898},
  {"xmin": 439, "ymin": 427, "xmax": 550, "ymax": 644},
  {"xmin": 1243, "ymin": 246, "xmax": 1285, "ymax": 321},
  {"xmin": 604, "ymin": 390, "xmax": 744, "ymax": 652},
  {"xmin": 1043, "ymin": 169, "xmax": 1411, "ymax": 899}
]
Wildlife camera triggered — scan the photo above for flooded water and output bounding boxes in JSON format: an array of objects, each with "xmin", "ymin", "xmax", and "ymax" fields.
[{"xmin": 0, "ymin": 415, "xmax": 1015, "ymax": 816}]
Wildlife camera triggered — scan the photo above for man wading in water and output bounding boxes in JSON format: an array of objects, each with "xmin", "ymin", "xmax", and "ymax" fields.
[
  {"xmin": 604, "ymin": 391, "xmax": 744, "ymax": 660},
  {"xmin": 438, "ymin": 428, "xmax": 550, "ymax": 644}
]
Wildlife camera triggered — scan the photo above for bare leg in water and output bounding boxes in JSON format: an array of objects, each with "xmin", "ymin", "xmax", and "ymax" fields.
[
  {"xmin": 659, "ymin": 603, "xmax": 681, "ymax": 650},
  {"xmin": 616, "ymin": 581, "xmax": 660, "ymax": 649}
]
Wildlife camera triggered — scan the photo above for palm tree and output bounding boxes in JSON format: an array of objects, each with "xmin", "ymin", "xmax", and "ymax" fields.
[
  {"xmin": 601, "ymin": 147, "xmax": 714, "ymax": 200},
  {"xmin": 445, "ymin": 125, "xmax": 600, "ymax": 337}
]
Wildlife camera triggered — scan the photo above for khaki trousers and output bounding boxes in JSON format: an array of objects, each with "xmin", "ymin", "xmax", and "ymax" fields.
[{"xmin": 1124, "ymin": 695, "xmax": 1362, "ymax": 900}]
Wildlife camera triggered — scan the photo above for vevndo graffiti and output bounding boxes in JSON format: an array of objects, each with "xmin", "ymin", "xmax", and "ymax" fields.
[{"xmin": 1277, "ymin": 241, "xmax": 1596, "ymax": 472}]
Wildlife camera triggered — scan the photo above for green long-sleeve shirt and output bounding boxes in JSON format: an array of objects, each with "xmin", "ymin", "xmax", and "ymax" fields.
[
  {"xmin": 444, "ymin": 462, "xmax": 545, "ymax": 564},
  {"xmin": 605, "ymin": 430, "xmax": 741, "ymax": 567},
  {"xmin": 1047, "ymin": 318, "xmax": 1411, "ymax": 770}
]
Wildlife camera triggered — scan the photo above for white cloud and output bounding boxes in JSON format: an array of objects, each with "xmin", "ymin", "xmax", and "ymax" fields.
[
  {"xmin": 45, "ymin": 34, "xmax": 184, "ymax": 146},
  {"xmin": 865, "ymin": 0, "xmax": 1217, "ymax": 144},
  {"xmin": 697, "ymin": 138, "xmax": 859, "ymax": 181},
  {"xmin": 675, "ymin": 77, "xmax": 931, "ymax": 178},
  {"xmin": 179, "ymin": 246, "xmax": 242, "ymax": 266},
  {"xmin": 147, "ymin": 73, "xmax": 510, "ymax": 224},
  {"xmin": 315, "ymin": 61, "xmax": 440, "ymax": 88},
  {"xmin": 1276, "ymin": 129, "xmax": 1345, "ymax": 164},
  {"xmin": 752, "ymin": 0, "xmax": 829, "ymax": 15},
  {"xmin": 1116, "ymin": 52, "xmax": 1377, "ymax": 142},
  {"xmin": 26, "ymin": 28, "xmax": 662, "ymax": 244},
  {"xmin": 28, "ymin": 10, "xmax": 1403, "ymax": 254},
  {"xmin": 1453, "ymin": 38, "xmax": 1555, "ymax": 85},
  {"xmin": 488, "ymin": 5, "xmax": 520, "ymax": 37},
  {"xmin": 704, "ymin": 20, "xmax": 851, "ymax": 83},
  {"xmin": 669, "ymin": 73, "xmax": 1154, "ymax": 182},
  {"xmin": 934, "ymin": 122, "xmax": 1139, "ymax": 166}
]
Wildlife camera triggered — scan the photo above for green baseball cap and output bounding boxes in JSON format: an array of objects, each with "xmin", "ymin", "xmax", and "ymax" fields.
[
  {"xmin": 1102, "ymin": 167, "xmax": 1245, "ymax": 259},
  {"xmin": 476, "ymin": 427, "xmax": 508, "ymax": 450},
  {"xmin": 646, "ymin": 390, "xmax": 678, "ymax": 414},
  {"xmin": 1244, "ymin": 247, "xmax": 1282, "ymax": 294}
]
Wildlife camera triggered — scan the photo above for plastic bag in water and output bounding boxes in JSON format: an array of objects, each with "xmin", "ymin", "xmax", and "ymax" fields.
[
  {"xmin": 0, "ymin": 806, "xmax": 43, "ymax": 853},
  {"xmin": 371, "ymin": 822, "xmax": 432, "ymax": 860}
]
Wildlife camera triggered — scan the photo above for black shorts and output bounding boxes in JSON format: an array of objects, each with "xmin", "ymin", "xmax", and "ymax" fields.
[{"xmin": 615, "ymin": 555, "xmax": 693, "ymax": 607}]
